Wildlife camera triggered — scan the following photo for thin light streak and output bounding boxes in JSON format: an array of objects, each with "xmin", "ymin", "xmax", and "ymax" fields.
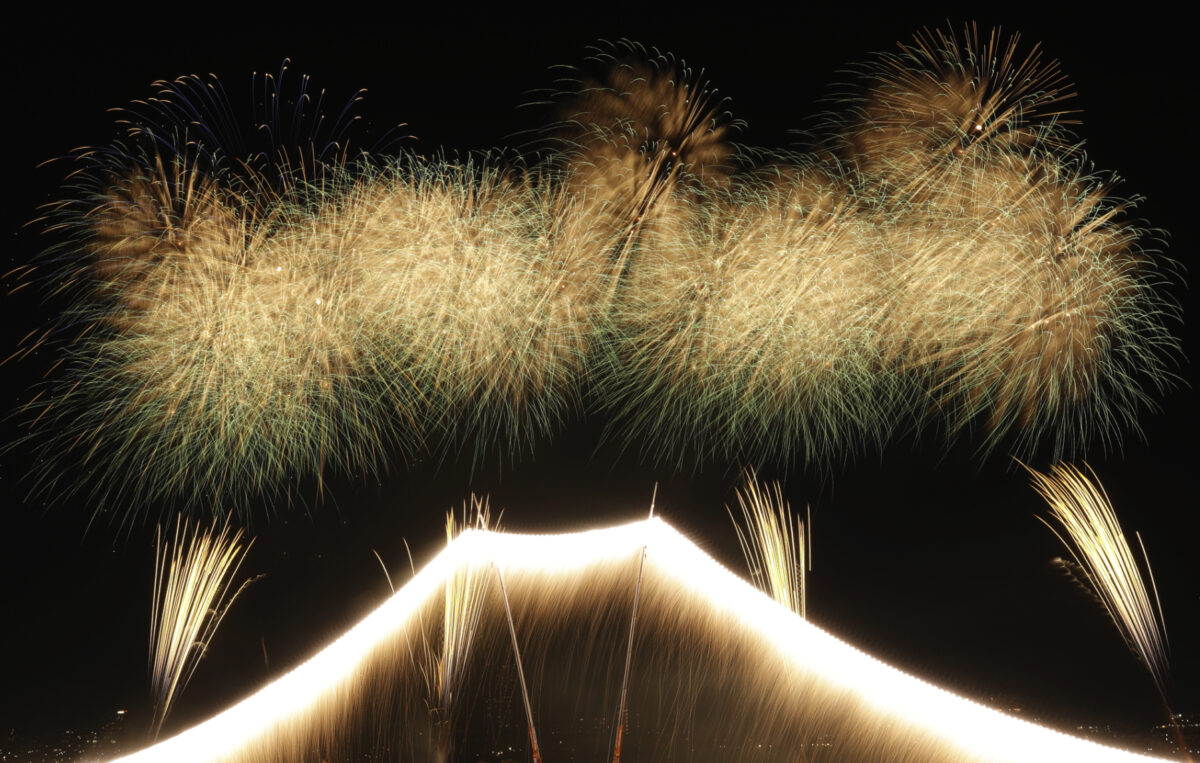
[
  {"xmin": 612, "ymin": 523, "xmax": 647, "ymax": 763},
  {"xmin": 496, "ymin": 562, "xmax": 542, "ymax": 763}
]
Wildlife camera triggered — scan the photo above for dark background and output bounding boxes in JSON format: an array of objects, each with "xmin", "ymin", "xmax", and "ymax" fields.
[{"xmin": 2, "ymin": 4, "xmax": 1195, "ymax": 754}]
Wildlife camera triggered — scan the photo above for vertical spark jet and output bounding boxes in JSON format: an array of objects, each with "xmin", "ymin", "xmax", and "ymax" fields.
[
  {"xmin": 729, "ymin": 467, "xmax": 808, "ymax": 617},
  {"xmin": 149, "ymin": 516, "xmax": 255, "ymax": 740}
]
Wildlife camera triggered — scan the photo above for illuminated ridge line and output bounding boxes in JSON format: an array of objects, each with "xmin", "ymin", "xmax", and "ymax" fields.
[{"xmin": 112, "ymin": 518, "xmax": 1164, "ymax": 762}]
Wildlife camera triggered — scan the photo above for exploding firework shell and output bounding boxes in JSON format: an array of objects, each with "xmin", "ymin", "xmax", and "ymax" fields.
[
  {"xmin": 872, "ymin": 143, "xmax": 1172, "ymax": 455},
  {"xmin": 28, "ymin": 153, "xmax": 408, "ymax": 515},
  {"xmin": 837, "ymin": 24, "xmax": 1078, "ymax": 198},
  {"xmin": 601, "ymin": 161, "xmax": 893, "ymax": 466},
  {"xmin": 828, "ymin": 26, "xmax": 1176, "ymax": 456},
  {"xmin": 546, "ymin": 39, "xmax": 740, "ymax": 274},
  {"xmin": 333, "ymin": 157, "xmax": 626, "ymax": 455}
]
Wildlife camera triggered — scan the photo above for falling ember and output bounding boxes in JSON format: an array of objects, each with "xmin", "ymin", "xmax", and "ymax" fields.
[{"xmin": 116, "ymin": 518, "xmax": 1164, "ymax": 762}]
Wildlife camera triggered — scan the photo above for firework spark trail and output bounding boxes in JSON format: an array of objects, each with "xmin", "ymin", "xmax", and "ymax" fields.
[
  {"xmin": 149, "ymin": 516, "xmax": 255, "ymax": 741},
  {"xmin": 425, "ymin": 499, "xmax": 495, "ymax": 762},
  {"xmin": 495, "ymin": 561, "xmax": 543, "ymax": 763},
  {"xmin": 114, "ymin": 517, "xmax": 1165, "ymax": 762},
  {"xmin": 1025, "ymin": 462, "xmax": 1171, "ymax": 702},
  {"xmin": 729, "ymin": 467, "xmax": 807, "ymax": 617},
  {"xmin": 611, "ymin": 488, "xmax": 654, "ymax": 763}
]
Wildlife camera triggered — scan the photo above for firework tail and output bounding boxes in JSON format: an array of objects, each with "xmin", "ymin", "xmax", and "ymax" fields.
[
  {"xmin": 371, "ymin": 548, "xmax": 395, "ymax": 594},
  {"xmin": 611, "ymin": 544, "xmax": 645, "ymax": 763},
  {"xmin": 729, "ymin": 467, "xmax": 807, "ymax": 617},
  {"xmin": 1025, "ymin": 462, "xmax": 1169, "ymax": 697},
  {"xmin": 432, "ymin": 499, "xmax": 495, "ymax": 762},
  {"xmin": 496, "ymin": 562, "xmax": 543, "ymax": 762},
  {"xmin": 149, "ymin": 516, "xmax": 255, "ymax": 740},
  {"xmin": 1025, "ymin": 461, "xmax": 1193, "ymax": 758}
]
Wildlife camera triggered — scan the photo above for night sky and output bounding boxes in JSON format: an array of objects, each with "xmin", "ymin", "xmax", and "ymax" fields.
[{"xmin": 2, "ymin": 5, "xmax": 1196, "ymax": 755}]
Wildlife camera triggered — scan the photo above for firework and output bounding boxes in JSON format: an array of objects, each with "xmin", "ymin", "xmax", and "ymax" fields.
[
  {"xmin": 546, "ymin": 40, "xmax": 738, "ymax": 222},
  {"xmin": 117, "ymin": 517, "xmax": 1162, "ymax": 762},
  {"xmin": 114, "ymin": 60, "xmax": 403, "ymax": 191},
  {"xmin": 430, "ymin": 499, "xmax": 495, "ymax": 762},
  {"xmin": 12, "ymin": 31, "xmax": 1179, "ymax": 520},
  {"xmin": 835, "ymin": 25, "xmax": 1078, "ymax": 195},
  {"xmin": 728, "ymin": 467, "xmax": 807, "ymax": 617},
  {"xmin": 598, "ymin": 159, "xmax": 895, "ymax": 466},
  {"xmin": 346, "ymin": 157, "xmax": 625, "ymax": 459},
  {"xmin": 397, "ymin": 498, "xmax": 502, "ymax": 761},
  {"xmin": 149, "ymin": 516, "xmax": 255, "ymax": 740},
  {"xmin": 1025, "ymin": 462, "xmax": 1171, "ymax": 701},
  {"xmin": 838, "ymin": 25, "xmax": 1177, "ymax": 455},
  {"xmin": 19, "ymin": 151, "xmax": 412, "ymax": 517},
  {"xmin": 597, "ymin": 27, "xmax": 1175, "ymax": 465},
  {"xmin": 19, "ymin": 144, "xmax": 624, "ymax": 518}
]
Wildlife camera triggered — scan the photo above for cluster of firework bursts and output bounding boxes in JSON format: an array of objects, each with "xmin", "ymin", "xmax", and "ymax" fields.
[{"xmin": 12, "ymin": 29, "xmax": 1178, "ymax": 518}]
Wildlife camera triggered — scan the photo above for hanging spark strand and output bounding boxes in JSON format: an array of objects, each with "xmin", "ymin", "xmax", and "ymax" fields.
[
  {"xmin": 149, "ymin": 516, "xmax": 255, "ymax": 740},
  {"xmin": 1025, "ymin": 462, "xmax": 1171, "ymax": 701},
  {"xmin": 728, "ymin": 467, "xmax": 807, "ymax": 617},
  {"xmin": 612, "ymin": 489, "xmax": 655, "ymax": 763}
]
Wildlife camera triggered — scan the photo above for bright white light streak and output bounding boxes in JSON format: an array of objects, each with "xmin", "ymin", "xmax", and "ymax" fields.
[{"xmin": 111, "ymin": 518, "xmax": 1165, "ymax": 763}]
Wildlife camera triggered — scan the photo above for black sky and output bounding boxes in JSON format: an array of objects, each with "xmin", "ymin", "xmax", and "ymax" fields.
[{"xmin": 2, "ymin": 4, "xmax": 1196, "ymax": 753}]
